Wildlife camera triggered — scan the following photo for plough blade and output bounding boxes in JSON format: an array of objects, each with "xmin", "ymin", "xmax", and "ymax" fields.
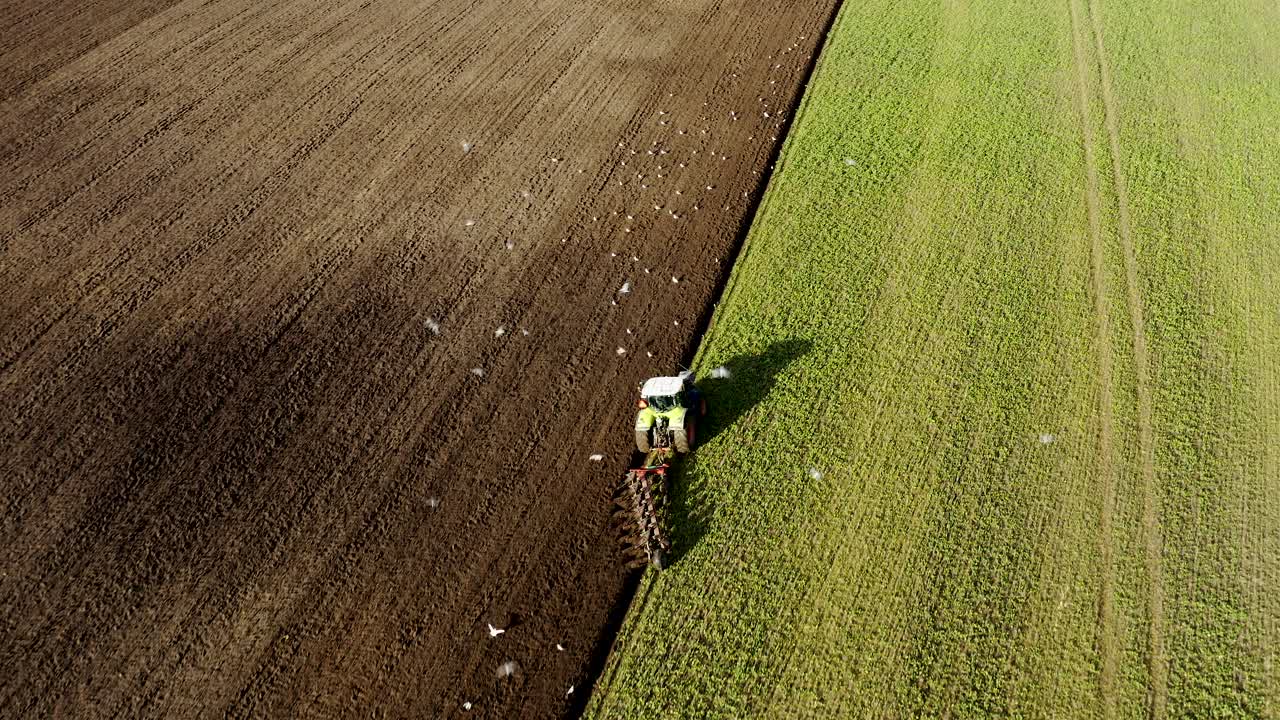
[{"xmin": 612, "ymin": 461, "xmax": 672, "ymax": 570}]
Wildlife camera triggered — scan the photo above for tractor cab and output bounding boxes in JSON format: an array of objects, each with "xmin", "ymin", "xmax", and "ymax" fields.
[{"xmin": 639, "ymin": 375, "xmax": 687, "ymax": 411}]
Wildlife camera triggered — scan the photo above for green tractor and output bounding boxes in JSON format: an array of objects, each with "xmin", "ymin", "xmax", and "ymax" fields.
[
  {"xmin": 633, "ymin": 371, "xmax": 707, "ymax": 453},
  {"xmin": 614, "ymin": 371, "xmax": 707, "ymax": 570}
]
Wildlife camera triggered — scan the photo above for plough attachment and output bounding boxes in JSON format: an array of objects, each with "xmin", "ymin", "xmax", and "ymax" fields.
[{"xmin": 613, "ymin": 448, "xmax": 673, "ymax": 570}]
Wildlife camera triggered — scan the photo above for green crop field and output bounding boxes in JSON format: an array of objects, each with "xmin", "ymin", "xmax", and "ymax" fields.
[{"xmin": 587, "ymin": 0, "xmax": 1279, "ymax": 717}]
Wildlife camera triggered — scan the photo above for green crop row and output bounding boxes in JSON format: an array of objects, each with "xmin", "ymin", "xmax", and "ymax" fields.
[{"xmin": 587, "ymin": 0, "xmax": 1279, "ymax": 717}]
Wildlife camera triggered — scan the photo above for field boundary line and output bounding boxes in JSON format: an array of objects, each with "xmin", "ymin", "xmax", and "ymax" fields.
[
  {"xmin": 691, "ymin": 1, "xmax": 848, "ymax": 364},
  {"xmin": 1084, "ymin": 0, "xmax": 1167, "ymax": 715},
  {"xmin": 1069, "ymin": 0, "xmax": 1119, "ymax": 715},
  {"xmin": 581, "ymin": 0, "xmax": 850, "ymax": 715}
]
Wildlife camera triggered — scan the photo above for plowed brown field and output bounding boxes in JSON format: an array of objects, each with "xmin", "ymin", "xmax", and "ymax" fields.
[{"xmin": 0, "ymin": 0, "xmax": 838, "ymax": 716}]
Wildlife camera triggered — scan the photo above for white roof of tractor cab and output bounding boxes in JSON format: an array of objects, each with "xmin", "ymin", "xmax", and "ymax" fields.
[{"xmin": 640, "ymin": 376, "xmax": 684, "ymax": 397}]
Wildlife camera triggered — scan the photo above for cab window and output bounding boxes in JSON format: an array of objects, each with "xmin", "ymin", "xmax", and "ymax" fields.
[{"xmin": 648, "ymin": 394, "xmax": 681, "ymax": 412}]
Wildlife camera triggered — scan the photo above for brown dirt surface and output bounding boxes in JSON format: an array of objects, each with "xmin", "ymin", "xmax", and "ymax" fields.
[{"xmin": 0, "ymin": 0, "xmax": 839, "ymax": 717}]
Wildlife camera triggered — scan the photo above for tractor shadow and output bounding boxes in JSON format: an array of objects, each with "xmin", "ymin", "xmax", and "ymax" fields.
[{"xmin": 667, "ymin": 338, "xmax": 811, "ymax": 566}]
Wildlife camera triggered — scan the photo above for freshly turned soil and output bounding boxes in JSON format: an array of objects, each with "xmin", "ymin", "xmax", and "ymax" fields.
[{"xmin": 0, "ymin": 0, "xmax": 838, "ymax": 716}]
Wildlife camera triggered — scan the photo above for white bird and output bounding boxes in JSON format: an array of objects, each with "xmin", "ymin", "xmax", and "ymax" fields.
[
  {"xmin": 566, "ymin": 685, "xmax": 575, "ymax": 697},
  {"xmin": 471, "ymin": 367, "xmax": 485, "ymax": 377},
  {"xmin": 556, "ymin": 643, "xmax": 565, "ymax": 651},
  {"xmin": 487, "ymin": 623, "xmax": 505, "ymax": 637},
  {"xmin": 463, "ymin": 701, "xmax": 472, "ymax": 711},
  {"xmin": 461, "ymin": 141, "xmax": 473, "ymax": 153},
  {"xmin": 809, "ymin": 467, "xmax": 824, "ymax": 481},
  {"xmin": 497, "ymin": 661, "xmax": 518, "ymax": 679},
  {"xmin": 590, "ymin": 454, "xmax": 604, "ymax": 461},
  {"xmin": 616, "ymin": 347, "xmax": 627, "ymax": 355},
  {"xmin": 495, "ymin": 326, "xmax": 506, "ymax": 337},
  {"xmin": 425, "ymin": 318, "xmax": 441, "ymax": 335},
  {"xmin": 620, "ymin": 281, "xmax": 632, "ymax": 294},
  {"xmin": 711, "ymin": 365, "xmax": 731, "ymax": 379}
]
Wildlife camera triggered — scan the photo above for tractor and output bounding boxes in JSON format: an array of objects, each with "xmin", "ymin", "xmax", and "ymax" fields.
[
  {"xmin": 613, "ymin": 371, "xmax": 707, "ymax": 570},
  {"xmin": 634, "ymin": 371, "xmax": 707, "ymax": 453}
]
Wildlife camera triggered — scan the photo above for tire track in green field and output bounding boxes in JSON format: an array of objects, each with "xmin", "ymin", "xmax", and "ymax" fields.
[
  {"xmin": 1068, "ymin": 0, "xmax": 1120, "ymax": 715},
  {"xmin": 1082, "ymin": 2, "xmax": 1167, "ymax": 715}
]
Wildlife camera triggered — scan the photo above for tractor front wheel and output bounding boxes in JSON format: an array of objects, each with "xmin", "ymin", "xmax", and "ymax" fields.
[{"xmin": 635, "ymin": 429, "xmax": 651, "ymax": 453}]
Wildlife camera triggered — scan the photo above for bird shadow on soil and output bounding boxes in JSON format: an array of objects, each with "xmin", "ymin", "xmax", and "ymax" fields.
[{"xmin": 666, "ymin": 338, "xmax": 812, "ymax": 567}]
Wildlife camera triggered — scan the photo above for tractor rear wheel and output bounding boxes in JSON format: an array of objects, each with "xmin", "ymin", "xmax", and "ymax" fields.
[
  {"xmin": 674, "ymin": 423, "xmax": 693, "ymax": 453},
  {"xmin": 635, "ymin": 430, "xmax": 651, "ymax": 453}
]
